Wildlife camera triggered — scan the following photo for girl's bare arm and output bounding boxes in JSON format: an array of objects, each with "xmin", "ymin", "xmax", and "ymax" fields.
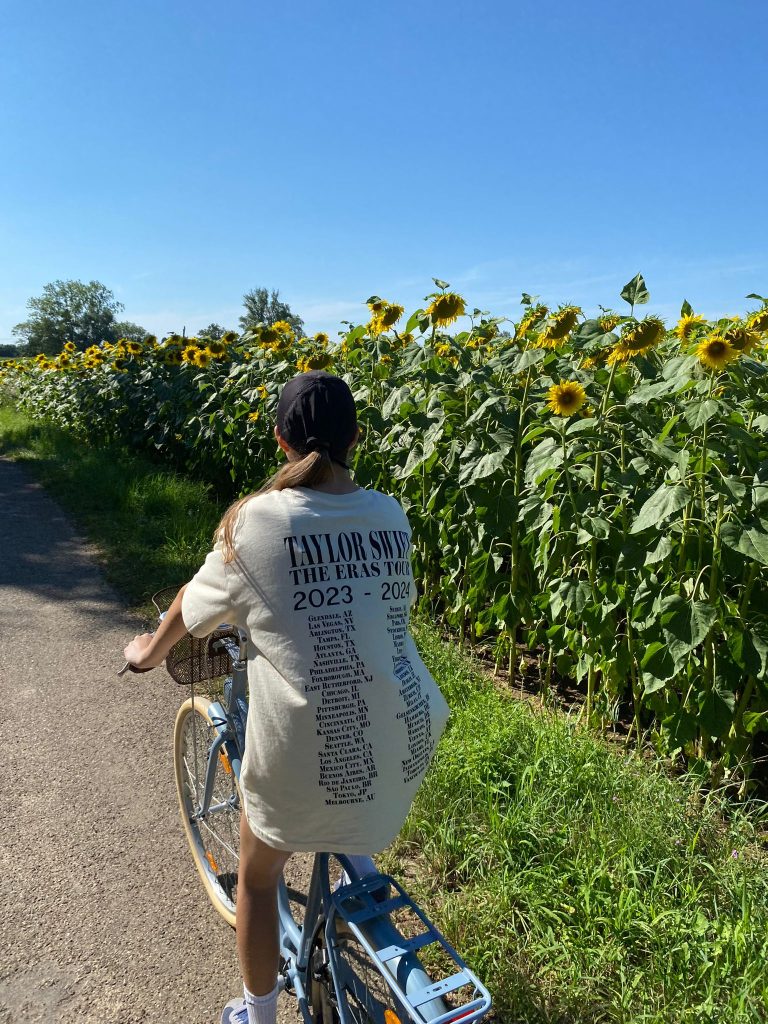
[{"xmin": 123, "ymin": 584, "xmax": 189, "ymax": 670}]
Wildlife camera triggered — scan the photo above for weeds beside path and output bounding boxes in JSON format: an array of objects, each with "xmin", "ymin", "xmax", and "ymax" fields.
[{"xmin": 2, "ymin": 404, "xmax": 768, "ymax": 1024}]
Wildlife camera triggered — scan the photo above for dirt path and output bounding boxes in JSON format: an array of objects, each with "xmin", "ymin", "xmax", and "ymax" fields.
[{"xmin": 0, "ymin": 457, "xmax": 307, "ymax": 1024}]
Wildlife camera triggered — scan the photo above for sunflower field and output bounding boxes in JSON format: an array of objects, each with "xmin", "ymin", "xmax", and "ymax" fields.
[{"xmin": 3, "ymin": 275, "xmax": 768, "ymax": 787}]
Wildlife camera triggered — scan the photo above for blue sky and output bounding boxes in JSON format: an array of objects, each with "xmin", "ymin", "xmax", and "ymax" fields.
[{"xmin": 1, "ymin": 0, "xmax": 767, "ymax": 343}]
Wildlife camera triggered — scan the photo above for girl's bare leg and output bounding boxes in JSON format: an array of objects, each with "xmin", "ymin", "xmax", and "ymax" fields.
[{"xmin": 237, "ymin": 812, "xmax": 292, "ymax": 995}]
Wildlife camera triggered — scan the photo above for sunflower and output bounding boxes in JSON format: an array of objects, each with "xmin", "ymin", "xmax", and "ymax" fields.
[
  {"xmin": 63, "ymin": 341, "xmax": 76, "ymax": 353},
  {"xmin": 164, "ymin": 350, "xmax": 182, "ymax": 366},
  {"xmin": 696, "ymin": 334, "xmax": 737, "ymax": 371},
  {"xmin": 606, "ymin": 343, "xmax": 632, "ymax": 366},
  {"xmin": 435, "ymin": 343, "xmax": 452, "ymax": 358},
  {"xmin": 144, "ymin": 334, "xmax": 158, "ymax": 347},
  {"xmin": 724, "ymin": 323, "xmax": 760, "ymax": 355},
  {"xmin": 113, "ymin": 357, "xmax": 127, "ymax": 372},
  {"xmin": 181, "ymin": 346, "xmax": 198, "ymax": 364},
  {"xmin": 207, "ymin": 339, "xmax": 227, "ymax": 358},
  {"xmin": 675, "ymin": 313, "xmax": 706, "ymax": 342},
  {"xmin": 426, "ymin": 292, "xmax": 466, "ymax": 327},
  {"xmin": 620, "ymin": 316, "xmax": 665, "ymax": 354},
  {"xmin": 367, "ymin": 298, "xmax": 386, "ymax": 314},
  {"xmin": 538, "ymin": 306, "xmax": 582, "ymax": 349},
  {"xmin": 379, "ymin": 305, "xmax": 404, "ymax": 330},
  {"xmin": 368, "ymin": 303, "xmax": 404, "ymax": 336},
  {"xmin": 314, "ymin": 332, "xmax": 330, "ymax": 346},
  {"xmin": 248, "ymin": 411, "xmax": 261, "ymax": 423},
  {"xmin": 194, "ymin": 349, "xmax": 212, "ymax": 368},
  {"xmin": 125, "ymin": 340, "xmax": 143, "ymax": 356},
  {"xmin": 746, "ymin": 308, "xmax": 768, "ymax": 336},
  {"xmin": 546, "ymin": 381, "xmax": 587, "ymax": 417},
  {"xmin": 296, "ymin": 355, "xmax": 311, "ymax": 373},
  {"xmin": 257, "ymin": 384, "xmax": 268, "ymax": 400},
  {"xmin": 304, "ymin": 351, "xmax": 333, "ymax": 370},
  {"xmin": 515, "ymin": 304, "xmax": 549, "ymax": 339},
  {"xmin": 222, "ymin": 331, "xmax": 239, "ymax": 344},
  {"xmin": 597, "ymin": 314, "xmax": 622, "ymax": 333},
  {"xmin": 273, "ymin": 321, "xmax": 295, "ymax": 340},
  {"xmin": 257, "ymin": 325, "xmax": 280, "ymax": 346}
]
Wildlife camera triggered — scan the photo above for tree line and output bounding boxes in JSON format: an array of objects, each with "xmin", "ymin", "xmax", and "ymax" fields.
[{"xmin": 9, "ymin": 280, "xmax": 305, "ymax": 356}]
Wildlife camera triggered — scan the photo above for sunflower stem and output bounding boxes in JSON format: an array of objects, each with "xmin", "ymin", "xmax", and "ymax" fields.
[
  {"xmin": 707, "ymin": 492, "xmax": 725, "ymax": 602},
  {"xmin": 731, "ymin": 676, "xmax": 756, "ymax": 741},
  {"xmin": 739, "ymin": 563, "xmax": 759, "ymax": 616},
  {"xmin": 696, "ymin": 374, "xmax": 717, "ymax": 581}
]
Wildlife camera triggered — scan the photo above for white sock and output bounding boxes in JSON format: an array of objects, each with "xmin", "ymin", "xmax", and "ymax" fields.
[{"xmin": 243, "ymin": 983, "xmax": 278, "ymax": 1024}]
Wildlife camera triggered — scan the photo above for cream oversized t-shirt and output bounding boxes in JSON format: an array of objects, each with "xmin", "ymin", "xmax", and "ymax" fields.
[{"xmin": 181, "ymin": 485, "xmax": 450, "ymax": 854}]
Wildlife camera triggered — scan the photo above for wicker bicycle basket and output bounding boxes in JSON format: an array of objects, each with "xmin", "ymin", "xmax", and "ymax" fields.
[{"xmin": 151, "ymin": 585, "xmax": 239, "ymax": 686}]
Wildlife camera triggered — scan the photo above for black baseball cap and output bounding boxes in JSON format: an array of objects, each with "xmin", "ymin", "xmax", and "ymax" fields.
[{"xmin": 276, "ymin": 371, "xmax": 358, "ymax": 468}]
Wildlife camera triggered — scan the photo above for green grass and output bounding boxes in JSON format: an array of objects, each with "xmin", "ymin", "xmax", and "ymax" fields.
[
  {"xmin": 3, "ymin": 402, "xmax": 768, "ymax": 1023},
  {"xmin": 382, "ymin": 631, "xmax": 768, "ymax": 1022},
  {"xmin": 0, "ymin": 404, "xmax": 222, "ymax": 615}
]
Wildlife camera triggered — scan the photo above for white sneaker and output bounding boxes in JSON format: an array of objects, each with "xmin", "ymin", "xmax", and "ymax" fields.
[{"xmin": 220, "ymin": 998, "xmax": 249, "ymax": 1024}]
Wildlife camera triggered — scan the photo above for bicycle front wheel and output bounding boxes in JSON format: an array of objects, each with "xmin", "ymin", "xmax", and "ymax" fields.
[{"xmin": 173, "ymin": 695, "xmax": 241, "ymax": 928}]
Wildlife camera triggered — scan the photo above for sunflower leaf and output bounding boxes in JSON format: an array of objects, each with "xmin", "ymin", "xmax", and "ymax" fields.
[
  {"xmin": 680, "ymin": 299, "xmax": 693, "ymax": 317},
  {"xmin": 405, "ymin": 309, "xmax": 423, "ymax": 334},
  {"xmin": 721, "ymin": 521, "xmax": 768, "ymax": 565},
  {"xmin": 743, "ymin": 712, "xmax": 768, "ymax": 736},
  {"xmin": 728, "ymin": 622, "xmax": 768, "ymax": 677},
  {"xmin": 461, "ymin": 450, "xmax": 507, "ymax": 485},
  {"xmin": 663, "ymin": 707, "xmax": 698, "ymax": 751},
  {"xmin": 620, "ymin": 273, "xmax": 650, "ymax": 308},
  {"xmin": 630, "ymin": 483, "xmax": 691, "ymax": 534},
  {"xmin": 645, "ymin": 535, "xmax": 674, "ymax": 566},
  {"xmin": 641, "ymin": 641, "xmax": 676, "ymax": 694},
  {"xmin": 698, "ymin": 686, "xmax": 736, "ymax": 739},
  {"xmin": 627, "ymin": 379, "xmax": 681, "ymax": 406},
  {"xmin": 684, "ymin": 399, "xmax": 719, "ymax": 429},
  {"xmin": 714, "ymin": 475, "xmax": 749, "ymax": 503},
  {"xmin": 663, "ymin": 354, "xmax": 698, "ymax": 383},
  {"xmin": 514, "ymin": 348, "xmax": 547, "ymax": 373},
  {"xmin": 746, "ymin": 293, "xmax": 768, "ymax": 303}
]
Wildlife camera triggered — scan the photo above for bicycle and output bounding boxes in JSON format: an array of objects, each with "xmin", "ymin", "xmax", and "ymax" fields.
[{"xmin": 121, "ymin": 586, "xmax": 492, "ymax": 1024}]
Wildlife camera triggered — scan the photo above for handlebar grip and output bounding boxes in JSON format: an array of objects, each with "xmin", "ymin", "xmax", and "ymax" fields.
[{"xmin": 117, "ymin": 661, "xmax": 155, "ymax": 677}]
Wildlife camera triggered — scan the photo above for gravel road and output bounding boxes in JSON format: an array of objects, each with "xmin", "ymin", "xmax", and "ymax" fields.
[{"xmin": 0, "ymin": 457, "xmax": 309, "ymax": 1024}]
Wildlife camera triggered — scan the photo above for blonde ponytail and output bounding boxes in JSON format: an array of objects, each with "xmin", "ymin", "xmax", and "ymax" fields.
[{"xmin": 215, "ymin": 448, "xmax": 335, "ymax": 564}]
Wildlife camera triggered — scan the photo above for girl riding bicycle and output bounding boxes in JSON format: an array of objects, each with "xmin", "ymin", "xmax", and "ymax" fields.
[{"xmin": 123, "ymin": 371, "xmax": 450, "ymax": 1024}]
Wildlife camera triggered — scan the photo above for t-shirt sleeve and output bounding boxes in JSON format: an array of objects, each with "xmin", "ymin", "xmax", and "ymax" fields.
[{"xmin": 182, "ymin": 539, "xmax": 241, "ymax": 638}]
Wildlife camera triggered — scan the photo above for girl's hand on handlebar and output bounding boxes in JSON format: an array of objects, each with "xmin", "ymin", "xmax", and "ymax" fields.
[{"xmin": 123, "ymin": 633, "xmax": 163, "ymax": 671}]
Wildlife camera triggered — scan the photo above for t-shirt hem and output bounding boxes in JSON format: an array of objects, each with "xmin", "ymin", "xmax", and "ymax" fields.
[{"xmin": 244, "ymin": 807, "xmax": 393, "ymax": 855}]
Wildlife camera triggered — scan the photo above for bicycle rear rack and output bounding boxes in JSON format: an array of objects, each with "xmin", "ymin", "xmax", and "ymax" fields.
[{"xmin": 329, "ymin": 873, "xmax": 491, "ymax": 1024}]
